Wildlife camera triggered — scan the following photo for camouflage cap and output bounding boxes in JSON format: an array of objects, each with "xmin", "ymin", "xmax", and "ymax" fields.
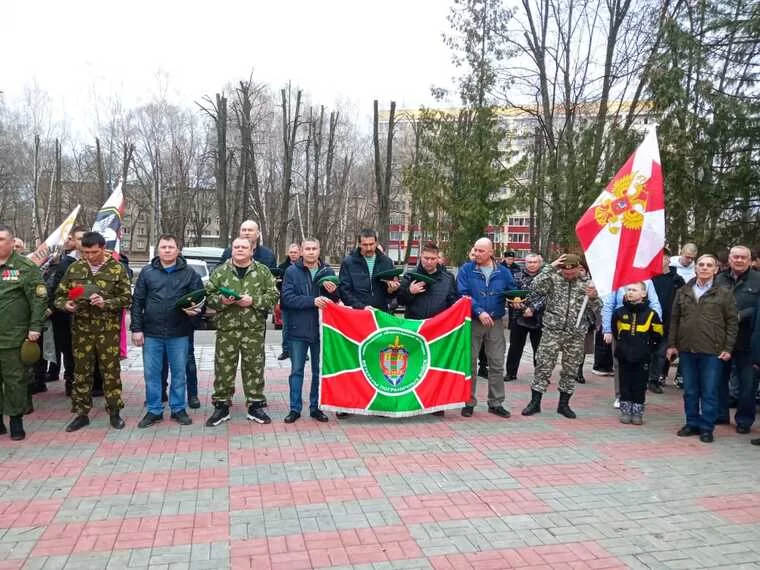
[{"xmin": 560, "ymin": 254, "xmax": 581, "ymax": 269}]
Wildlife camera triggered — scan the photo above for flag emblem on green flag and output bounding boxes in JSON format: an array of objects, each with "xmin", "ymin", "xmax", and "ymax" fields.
[{"xmin": 320, "ymin": 297, "xmax": 472, "ymax": 416}]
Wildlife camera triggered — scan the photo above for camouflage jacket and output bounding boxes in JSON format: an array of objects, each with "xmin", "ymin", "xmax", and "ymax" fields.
[
  {"xmin": 0, "ymin": 251, "xmax": 47, "ymax": 349},
  {"xmin": 206, "ymin": 260, "xmax": 279, "ymax": 331},
  {"xmin": 54, "ymin": 256, "xmax": 132, "ymax": 326},
  {"xmin": 529, "ymin": 265, "xmax": 601, "ymax": 331}
]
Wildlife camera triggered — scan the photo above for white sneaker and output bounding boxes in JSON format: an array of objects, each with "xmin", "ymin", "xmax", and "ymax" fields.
[
  {"xmin": 614, "ymin": 398, "xmax": 620, "ymax": 409},
  {"xmin": 592, "ymin": 369, "xmax": 613, "ymax": 376}
]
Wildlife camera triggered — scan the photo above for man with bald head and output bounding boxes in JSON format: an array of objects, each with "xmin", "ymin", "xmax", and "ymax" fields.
[
  {"xmin": 457, "ymin": 237, "xmax": 516, "ymax": 418},
  {"xmin": 715, "ymin": 245, "xmax": 760, "ymax": 433},
  {"xmin": 220, "ymin": 220, "xmax": 277, "ymax": 269}
]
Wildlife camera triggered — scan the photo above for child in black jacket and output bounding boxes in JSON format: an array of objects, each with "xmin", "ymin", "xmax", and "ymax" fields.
[{"xmin": 612, "ymin": 282, "xmax": 664, "ymax": 425}]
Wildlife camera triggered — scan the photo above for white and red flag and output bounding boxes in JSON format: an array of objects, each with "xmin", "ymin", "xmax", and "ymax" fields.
[{"xmin": 575, "ymin": 128, "xmax": 665, "ymax": 297}]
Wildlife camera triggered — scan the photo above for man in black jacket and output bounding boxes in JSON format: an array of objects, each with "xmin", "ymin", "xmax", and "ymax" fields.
[
  {"xmin": 46, "ymin": 226, "xmax": 87, "ymax": 396},
  {"xmin": 276, "ymin": 243, "xmax": 300, "ymax": 360},
  {"xmin": 649, "ymin": 252, "xmax": 685, "ymax": 393},
  {"xmin": 715, "ymin": 245, "xmax": 760, "ymax": 433},
  {"xmin": 398, "ymin": 242, "xmax": 458, "ymax": 320},
  {"xmin": 339, "ymin": 228, "xmax": 399, "ymax": 311},
  {"xmin": 219, "ymin": 220, "xmax": 276, "ymax": 269},
  {"xmin": 131, "ymin": 235, "xmax": 203, "ymax": 428},
  {"xmin": 505, "ymin": 253, "xmax": 545, "ymax": 382}
]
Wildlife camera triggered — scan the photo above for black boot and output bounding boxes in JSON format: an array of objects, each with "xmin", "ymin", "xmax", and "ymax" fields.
[
  {"xmin": 557, "ymin": 391, "xmax": 576, "ymax": 419},
  {"xmin": 109, "ymin": 411, "xmax": 125, "ymax": 430},
  {"xmin": 0, "ymin": 415, "xmax": 6, "ymax": 435},
  {"xmin": 521, "ymin": 390, "xmax": 543, "ymax": 416},
  {"xmin": 10, "ymin": 416, "xmax": 25, "ymax": 441}
]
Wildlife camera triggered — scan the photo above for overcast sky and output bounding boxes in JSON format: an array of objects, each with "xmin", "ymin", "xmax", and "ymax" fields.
[{"xmin": 2, "ymin": 0, "xmax": 460, "ymax": 136}]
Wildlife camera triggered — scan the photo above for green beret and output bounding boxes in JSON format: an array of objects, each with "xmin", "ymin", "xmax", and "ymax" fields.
[
  {"xmin": 406, "ymin": 271, "xmax": 436, "ymax": 285},
  {"xmin": 375, "ymin": 268, "xmax": 404, "ymax": 281},
  {"xmin": 317, "ymin": 275, "xmax": 339, "ymax": 287},
  {"xmin": 218, "ymin": 286, "xmax": 242, "ymax": 300},
  {"xmin": 174, "ymin": 289, "xmax": 207, "ymax": 309}
]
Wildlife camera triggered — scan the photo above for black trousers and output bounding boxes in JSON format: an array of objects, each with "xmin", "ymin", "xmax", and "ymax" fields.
[
  {"xmin": 51, "ymin": 312, "xmax": 75, "ymax": 381},
  {"xmin": 619, "ymin": 359, "xmax": 648, "ymax": 404},
  {"xmin": 505, "ymin": 324, "xmax": 542, "ymax": 377},
  {"xmin": 593, "ymin": 329, "xmax": 613, "ymax": 371}
]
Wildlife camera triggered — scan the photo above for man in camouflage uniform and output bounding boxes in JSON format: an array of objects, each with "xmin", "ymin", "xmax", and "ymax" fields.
[
  {"xmin": 521, "ymin": 254, "xmax": 601, "ymax": 419},
  {"xmin": 54, "ymin": 232, "xmax": 132, "ymax": 432},
  {"xmin": 205, "ymin": 237, "xmax": 279, "ymax": 427},
  {"xmin": 0, "ymin": 224, "xmax": 47, "ymax": 440}
]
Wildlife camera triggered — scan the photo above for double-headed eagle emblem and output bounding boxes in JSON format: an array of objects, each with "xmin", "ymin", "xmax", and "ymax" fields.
[{"xmin": 593, "ymin": 173, "xmax": 648, "ymax": 235}]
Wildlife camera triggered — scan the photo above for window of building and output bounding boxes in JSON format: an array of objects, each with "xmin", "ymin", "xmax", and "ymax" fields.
[
  {"xmin": 508, "ymin": 233, "xmax": 527, "ymax": 243},
  {"xmin": 389, "ymin": 231, "xmax": 403, "ymax": 241}
]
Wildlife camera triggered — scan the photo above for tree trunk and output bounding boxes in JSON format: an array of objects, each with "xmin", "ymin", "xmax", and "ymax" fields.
[
  {"xmin": 373, "ymin": 100, "xmax": 395, "ymax": 246},
  {"xmin": 278, "ymin": 85, "xmax": 302, "ymax": 258}
]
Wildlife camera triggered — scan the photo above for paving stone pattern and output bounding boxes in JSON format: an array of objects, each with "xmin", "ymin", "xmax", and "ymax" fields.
[{"xmin": 1, "ymin": 344, "xmax": 760, "ymax": 569}]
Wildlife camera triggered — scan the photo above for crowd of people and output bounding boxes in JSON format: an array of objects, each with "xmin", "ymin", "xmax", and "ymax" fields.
[{"xmin": 1, "ymin": 220, "xmax": 759, "ymax": 448}]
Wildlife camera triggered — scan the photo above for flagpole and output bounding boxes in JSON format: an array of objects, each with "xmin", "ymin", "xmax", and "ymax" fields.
[{"xmin": 575, "ymin": 296, "xmax": 589, "ymax": 329}]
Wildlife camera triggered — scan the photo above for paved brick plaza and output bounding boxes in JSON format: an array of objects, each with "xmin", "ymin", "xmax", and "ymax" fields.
[{"xmin": 1, "ymin": 346, "xmax": 760, "ymax": 569}]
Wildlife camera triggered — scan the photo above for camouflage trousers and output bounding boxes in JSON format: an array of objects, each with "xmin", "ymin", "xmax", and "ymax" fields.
[
  {"xmin": 71, "ymin": 326, "xmax": 124, "ymax": 415},
  {"xmin": 213, "ymin": 323, "xmax": 266, "ymax": 405},
  {"xmin": 0, "ymin": 346, "xmax": 28, "ymax": 416},
  {"xmin": 532, "ymin": 326, "xmax": 585, "ymax": 395}
]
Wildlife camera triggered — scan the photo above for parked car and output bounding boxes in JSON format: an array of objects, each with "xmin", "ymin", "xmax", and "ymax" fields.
[
  {"xmin": 185, "ymin": 258, "xmax": 210, "ymax": 286},
  {"xmin": 181, "ymin": 246, "xmax": 225, "ymax": 272}
]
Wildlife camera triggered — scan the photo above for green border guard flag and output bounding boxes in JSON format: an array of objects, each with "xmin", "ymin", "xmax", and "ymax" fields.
[{"xmin": 320, "ymin": 297, "xmax": 472, "ymax": 417}]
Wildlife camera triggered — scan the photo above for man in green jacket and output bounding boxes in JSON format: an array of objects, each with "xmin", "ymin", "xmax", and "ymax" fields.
[
  {"xmin": 0, "ymin": 224, "xmax": 47, "ymax": 440},
  {"xmin": 205, "ymin": 237, "xmax": 279, "ymax": 427},
  {"xmin": 667, "ymin": 254, "xmax": 738, "ymax": 443},
  {"xmin": 54, "ymin": 232, "xmax": 132, "ymax": 432}
]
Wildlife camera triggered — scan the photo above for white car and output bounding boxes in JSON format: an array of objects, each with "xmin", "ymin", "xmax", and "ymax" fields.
[{"xmin": 185, "ymin": 258, "xmax": 210, "ymax": 286}]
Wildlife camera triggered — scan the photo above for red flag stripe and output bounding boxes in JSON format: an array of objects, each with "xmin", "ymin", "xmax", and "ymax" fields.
[
  {"xmin": 321, "ymin": 304, "xmax": 377, "ymax": 344},
  {"xmin": 320, "ymin": 370, "xmax": 376, "ymax": 409},
  {"xmin": 415, "ymin": 369, "xmax": 471, "ymax": 408},
  {"xmin": 417, "ymin": 297, "xmax": 472, "ymax": 342}
]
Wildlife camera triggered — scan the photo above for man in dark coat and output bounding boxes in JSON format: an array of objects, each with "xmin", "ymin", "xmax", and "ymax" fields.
[
  {"xmin": 281, "ymin": 238, "xmax": 339, "ymax": 423},
  {"xmin": 715, "ymin": 245, "xmax": 760, "ymax": 433},
  {"xmin": 649, "ymin": 251, "xmax": 685, "ymax": 393},
  {"xmin": 219, "ymin": 220, "xmax": 276, "ymax": 269},
  {"xmin": 398, "ymin": 242, "xmax": 459, "ymax": 320},
  {"xmin": 339, "ymin": 228, "xmax": 399, "ymax": 312},
  {"xmin": 131, "ymin": 235, "xmax": 204, "ymax": 428},
  {"xmin": 276, "ymin": 243, "xmax": 301, "ymax": 360}
]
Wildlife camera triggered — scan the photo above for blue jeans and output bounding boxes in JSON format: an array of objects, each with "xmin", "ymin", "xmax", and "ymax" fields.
[
  {"xmin": 281, "ymin": 309, "xmax": 290, "ymax": 353},
  {"xmin": 160, "ymin": 331, "xmax": 197, "ymax": 398},
  {"xmin": 680, "ymin": 352, "xmax": 724, "ymax": 434},
  {"xmin": 719, "ymin": 350, "xmax": 757, "ymax": 428},
  {"xmin": 144, "ymin": 336, "xmax": 189, "ymax": 415},
  {"xmin": 288, "ymin": 339, "xmax": 320, "ymax": 413}
]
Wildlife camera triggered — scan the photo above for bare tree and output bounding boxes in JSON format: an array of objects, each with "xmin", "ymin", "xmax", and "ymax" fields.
[
  {"xmin": 276, "ymin": 84, "xmax": 302, "ymax": 257},
  {"xmin": 373, "ymin": 99, "xmax": 395, "ymax": 245}
]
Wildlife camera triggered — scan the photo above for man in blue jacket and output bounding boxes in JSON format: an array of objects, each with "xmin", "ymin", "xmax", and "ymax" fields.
[
  {"xmin": 281, "ymin": 238, "xmax": 339, "ymax": 423},
  {"xmin": 131, "ymin": 235, "xmax": 203, "ymax": 428},
  {"xmin": 457, "ymin": 237, "xmax": 515, "ymax": 418}
]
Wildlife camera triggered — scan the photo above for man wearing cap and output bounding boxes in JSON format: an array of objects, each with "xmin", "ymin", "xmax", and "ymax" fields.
[
  {"xmin": 281, "ymin": 238, "xmax": 339, "ymax": 423},
  {"xmin": 205, "ymin": 237, "xmax": 279, "ymax": 427},
  {"xmin": 131, "ymin": 235, "xmax": 204, "ymax": 429},
  {"xmin": 219, "ymin": 220, "xmax": 277, "ymax": 269},
  {"xmin": 522, "ymin": 253, "xmax": 601, "ymax": 419},
  {"xmin": 54, "ymin": 231, "xmax": 132, "ymax": 432},
  {"xmin": 0, "ymin": 224, "xmax": 47, "ymax": 440},
  {"xmin": 339, "ymin": 228, "xmax": 399, "ymax": 312},
  {"xmin": 457, "ymin": 237, "xmax": 515, "ymax": 418},
  {"xmin": 501, "ymin": 251, "xmax": 521, "ymax": 276}
]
